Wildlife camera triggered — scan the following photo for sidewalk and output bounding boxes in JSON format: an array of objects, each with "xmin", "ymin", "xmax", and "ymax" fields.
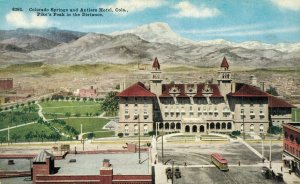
[{"xmin": 269, "ymin": 162, "xmax": 299, "ymax": 184}]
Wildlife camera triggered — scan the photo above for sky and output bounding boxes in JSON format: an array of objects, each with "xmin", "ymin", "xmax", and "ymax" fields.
[{"xmin": 0, "ymin": 0, "xmax": 300, "ymax": 43}]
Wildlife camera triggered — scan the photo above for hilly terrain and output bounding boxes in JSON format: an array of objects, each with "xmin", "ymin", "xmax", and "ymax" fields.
[{"xmin": 0, "ymin": 22, "xmax": 299, "ymax": 68}]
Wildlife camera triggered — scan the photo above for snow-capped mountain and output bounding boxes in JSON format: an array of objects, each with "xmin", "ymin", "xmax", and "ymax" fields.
[
  {"xmin": 112, "ymin": 22, "xmax": 195, "ymax": 45},
  {"xmin": 0, "ymin": 22, "xmax": 299, "ymax": 67},
  {"xmin": 112, "ymin": 22, "xmax": 300, "ymax": 53}
]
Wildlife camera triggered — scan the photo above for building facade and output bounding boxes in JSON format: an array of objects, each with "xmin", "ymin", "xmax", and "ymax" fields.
[
  {"xmin": 0, "ymin": 78, "xmax": 13, "ymax": 91},
  {"xmin": 117, "ymin": 57, "xmax": 295, "ymax": 136},
  {"xmin": 283, "ymin": 123, "xmax": 300, "ymax": 176}
]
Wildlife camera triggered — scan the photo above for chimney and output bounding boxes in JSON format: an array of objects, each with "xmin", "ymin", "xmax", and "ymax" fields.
[
  {"xmin": 103, "ymin": 159, "xmax": 110, "ymax": 167},
  {"xmin": 250, "ymin": 75, "xmax": 257, "ymax": 86},
  {"xmin": 231, "ymin": 82, "xmax": 236, "ymax": 93},
  {"xmin": 260, "ymin": 81, "xmax": 265, "ymax": 91}
]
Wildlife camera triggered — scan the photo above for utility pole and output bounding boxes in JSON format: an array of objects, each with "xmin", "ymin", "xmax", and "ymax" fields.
[
  {"xmin": 269, "ymin": 139, "xmax": 272, "ymax": 169},
  {"xmin": 7, "ymin": 126, "xmax": 10, "ymax": 143},
  {"xmin": 81, "ymin": 124, "xmax": 82, "ymax": 135},
  {"xmin": 262, "ymin": 136, "xmax": 264, "ymax": 163},
  {"xmin": 172, "ymin": 161, "xmax": 174, "ymax": 184},
  {"xmin": 162, "ymin": 124, "xmax": 164, "ymax": 164},
  {"xmin": 138, "ymin": 115, "xmax": 141, "ymax": 164}
]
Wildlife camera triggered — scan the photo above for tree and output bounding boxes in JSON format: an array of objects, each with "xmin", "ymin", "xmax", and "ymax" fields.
[
  {"xmin": 101, "ymin": 91, "xmax": 119, "ymax": 115},
  {"xmin": 76, "ymin": 97, "xmax": 80, "ymax": 101},
  {"xmin": 75, "ymin": 113, "xmax": 81, "ymax": 117},
  {"xmin": 266, "ymin": 86, "xmax": 279, "ymax": 96},
  {"xmin": 9, "ymin": 106, "xmax": 14, "ymax": 111},
  {"xmin": 0, "ymin": 137, "xmax": 5, "ymax": 144},
  {"xmin": 11, "ymin": 133, "xmax": 21, "ymax": 143},
  {"xmin": 87, "ymin": 132, "xmax": 95, "ymax": 139},
  {"xmin": 66, "ymin": 96, "xmax": 70, "ymax": 101},
  {"xmin": 268, "ymin": 125, "xmax": 282, "ymax": 134},
  {"xmin": 16, "ymin": 104, "xmax": 20, "ymax": 109},
  {"xmin": 25, "ymin": 131, "xmax": 34, "ymax": 143},
  {"xmin": 65, "ymin": 112, "xmax": 71, "ymax": 118},
  {"xmin": 83, "ymin": 97, "xmax": 87, "ymax": 102},
  {"xmin": 41, "ymin": 98, "xmax": 45, "ymax": 102},
  {"xmin": 40, "ymin": 131, "xmax": 46, "ymax": 143}
]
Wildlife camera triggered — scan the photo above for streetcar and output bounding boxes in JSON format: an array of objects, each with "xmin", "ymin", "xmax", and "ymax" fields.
[{"xmin": 211, "ymin": 153, "xmax": 229, "ymax": 171}]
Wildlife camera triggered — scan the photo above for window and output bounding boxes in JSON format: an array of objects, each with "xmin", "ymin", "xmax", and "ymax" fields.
[
  {"xmin": 190, "ymin": 112, "xmax": 194, "ymax": 117},
  {"xmin": 181, "ymin": 112, "xmax": 186, "ymax": 117},
  {"xmin": 165, "ymin": 112, "xmax": 169, "ymax": 117},
  {"xmin": 190, "ymin": 106, "xmax": 193, "ymax": 111},
  {"xmin": 134, "ymin": 124, "xmax": 138, "ymax": 134},
  {"xmin": 144, "ymin": 124, "xmax": 148, "ymax": 133},
  {"xmin": 125, "ymin": 124, "xmax": 129, "ymax": 133}
]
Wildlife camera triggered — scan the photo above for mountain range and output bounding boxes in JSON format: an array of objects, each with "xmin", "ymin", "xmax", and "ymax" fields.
[{"xmin": 0, "ymin": 22, "xmax": 299, "ymax": 67}]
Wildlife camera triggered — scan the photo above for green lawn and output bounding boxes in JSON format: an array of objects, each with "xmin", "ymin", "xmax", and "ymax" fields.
[
  {"xmin": 64, "ymin": 118, "xmax": 110, "ymax": 133},
  {"xmin": 40, "ymin": 101, "xmax": 102, "ymax": 117},
  {"xmin": 0, "ymin": 123, "xmax": 60, "ymax": 143},
  {"xmin": 292, "ymin": 108, "xmax": 300, "ymax": 122},
  {"xmin": 83, "ymin": 131, "xmax": 115, "ymax": 139},
  {"xmin": 0, "ymin": 105, "xmax": 39, "ymax": 129}
]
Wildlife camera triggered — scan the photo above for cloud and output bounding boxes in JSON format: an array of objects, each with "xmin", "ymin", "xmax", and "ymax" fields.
[
  {"xmin": 180, "ymin": 25, "xmax": 300, "ymax": 37},
  {"xmin": 171, "ymin": 1, "xmax": 220, "ymax": 18},
  {"xmin": 6, "ymin": 11, "xmax": 51, "ymax": 28},
  {"xmin": 179, "ymin": 24, "xmax": 266, "ymax": 34},
  {"xmin": 270, "ymin": 0, "xmax": 300, "ymax": 11},
  {"xmin": 101, "ymin": 0, "xmax": 165, "ymax": 15},
  {"xmin": 212, "ymin": 27, "xmax": 300, "ymax": 37}
]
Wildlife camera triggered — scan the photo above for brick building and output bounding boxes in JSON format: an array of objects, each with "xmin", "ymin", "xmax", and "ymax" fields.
[
  {"xmin": 0, "ymin": 78, "xmax": 13, "ymax": 91},
  {"xmin": 79, "ymin": 86, "xmax": 98, "ymax": 98},
  {"xmin": 117, "ymin": 57, "xmax": 295, "ymax": 136},
  {"xmin": 32, "ymin": 148, "xmax": 152, "ymax": 184},
  {"xmin": 283, "ymin": 123, "xmax": 300, "ymax": 176}
]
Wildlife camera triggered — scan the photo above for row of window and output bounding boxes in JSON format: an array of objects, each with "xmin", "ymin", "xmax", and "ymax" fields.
[
  {"xmin": 240, "ymin": 124, "xmax": 264, "ymax": 132},
  {"xmin": 284, "ymin": 132, "xmax": 300, "ymax": 145},
  {"xmin": 284, "ymin": 143, "xmax": 300, "ymax": 158},
  {"xmin": 124, "ymin": 124, "xmax": 148, "ymax": 133},
  {"xmin": 164, "ymin": 111, "xmax": 230, "ymax": 118}
]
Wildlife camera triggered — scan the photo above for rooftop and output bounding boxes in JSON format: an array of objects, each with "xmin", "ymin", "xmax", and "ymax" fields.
[
  {"xmin": 55, "ymin": 153, "xmax": 149, "ymax": 175},
  {"xmin": 117, "ymin": 82, "xmax": 156, "ymax": 97}
]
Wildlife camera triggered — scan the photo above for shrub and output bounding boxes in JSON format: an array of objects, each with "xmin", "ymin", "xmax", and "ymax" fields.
[
  {"xmin": 231, "ymin": 130, "xmax": 241, "ymax": 136},
  {"xmin": 117, "ymin": 133, "xmax": 123, "ymax": 138},
  {"xmin": 268, "ymin": 126, "xmax": 282, "ymax": 134}
]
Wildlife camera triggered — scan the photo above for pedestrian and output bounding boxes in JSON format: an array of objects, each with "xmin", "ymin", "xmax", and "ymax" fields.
[
  {"xmin": 281, "ymin": 166, "xmax": 282, "ymax": 172},
  {"xmin": 238, "ymin": 161, "xmax": 240, "ymax": 166},
  {"xmin": 184, "ymin": 162, "xmax": 187, "ymax": 166}
]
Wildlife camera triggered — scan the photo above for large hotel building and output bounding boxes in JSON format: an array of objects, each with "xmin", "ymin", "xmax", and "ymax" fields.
[{"xmin": 117, "ymin": 57, "xmax": 295, "ymax": 136}]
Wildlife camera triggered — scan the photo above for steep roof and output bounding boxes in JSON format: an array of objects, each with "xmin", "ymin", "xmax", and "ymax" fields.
[
  {"xmin": 228, "ymin": 84, "xmax": 269, "ymax": 97},
  {"xmin": 220, "ymin": 57, "xmax": 229, "ymax": 68},
  {"xmin": 117, "ymin": 82, "xmax": 156, "ymax": 97},
  {"xmin": 152, "ymin": 57, "xmax": 160, "ymax": 70},
  {"xmin": 268, "ymin": 96, "xmax": 295, "ymax": 108}
]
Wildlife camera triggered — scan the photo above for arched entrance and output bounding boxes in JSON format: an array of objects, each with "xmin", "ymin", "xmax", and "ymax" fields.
[
  {"xmin": 192, "ymin": 125, "xmax": 197, "ymax": 132},
  {"xmin": 200, "ymin": 125, "xmax": 205, "ymax": 132},
  {"xmin": 222, "ymin": 122, "xmax": 226, "ymax": 129},
  {"xmin": 170, "ymin": 122, "xmax": 175, "ymax": 130},
  {"xmin": 210, "ymin": 123, "xmax": 215, "ymax": 129},
  {"xmin": 227, "ymin": 122, "xmax": 232, "ymax": 130},
  {"xmin": 216, "ymin": 122, "xmax": 220, "ymax": 130},
  {"xmin": 176, "ymin": 123, "xmax": 181, "ymax": 130},
  {"xmin": 165, "ymin": 123, "xmax": 169, "ymax": 130},
  {"xmin": 159, "ymin": 122, "xmax": 163, "ymax": 129},
  {"xmin": 260, "ymin": 124, "xmax": 264, "ymax": 133},
  {"xmin": 185, "ymin": 125, "xmax": 190, "ymax": 132}
]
